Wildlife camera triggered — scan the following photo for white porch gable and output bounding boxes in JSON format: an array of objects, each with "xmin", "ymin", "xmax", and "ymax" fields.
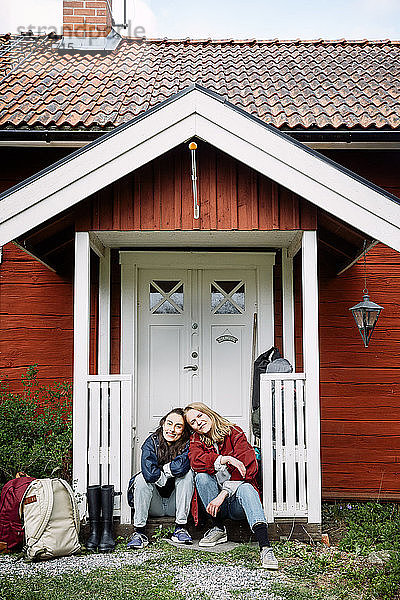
[{"xmin": 1, "ymin": 84, "xmax": 400, "ymax": 251}]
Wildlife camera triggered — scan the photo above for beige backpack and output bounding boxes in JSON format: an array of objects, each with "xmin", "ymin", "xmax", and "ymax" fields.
[{"xmin": 20, "ymin": 478, "xmax": 81, "ymax": 561}]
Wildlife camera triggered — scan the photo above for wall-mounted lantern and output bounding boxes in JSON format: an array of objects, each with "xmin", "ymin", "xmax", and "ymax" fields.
[{"xmin": 349, "ymin": 241, "xmax": 383, "ymax": 348}]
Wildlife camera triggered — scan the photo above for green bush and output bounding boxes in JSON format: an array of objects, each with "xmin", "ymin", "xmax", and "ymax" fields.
[{"xmin": 0, "ymin": 365, "xmax": 72, "ymax": 486}]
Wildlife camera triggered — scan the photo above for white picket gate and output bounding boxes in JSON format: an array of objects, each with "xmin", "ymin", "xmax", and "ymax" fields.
[
  {"xmin": 86, "ymin": 374, "xmax": 133, "ymax": 524},
  {"xmin": 260, "ymin": 373, "xmax": 311, "ymax": 522}
]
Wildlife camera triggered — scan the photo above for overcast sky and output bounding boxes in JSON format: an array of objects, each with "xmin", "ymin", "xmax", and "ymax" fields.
[{"xmin": 1, "ymin": 0, "xmax": 400, "ymax": 39}]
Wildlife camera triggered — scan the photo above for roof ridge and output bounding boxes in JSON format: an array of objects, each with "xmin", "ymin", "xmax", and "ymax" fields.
[
  {"xmin": 2, "ymin": 35, "xmax": 400, "ymax": 46},
  {"xmin": 119, "ymin": 37, "xmax": 400, "ymax": 46}
]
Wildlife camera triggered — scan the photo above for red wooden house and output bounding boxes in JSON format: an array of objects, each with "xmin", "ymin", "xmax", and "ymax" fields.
[{"xmin": 1, "ymin": 1, "xmax": 400, "ymax": 533}]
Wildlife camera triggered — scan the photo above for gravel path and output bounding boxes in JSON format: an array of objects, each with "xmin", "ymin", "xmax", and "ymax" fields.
[
  {"xmin": 0, "ymin": 550, "xmax": 158, "ymax": 578},
  {"xmin": 174, "ymin": 562, "xmax": 286, "ymax": 600},
  {"xmin": 0, "ymin": 550, "xmax": 287, "ymax": 600}
]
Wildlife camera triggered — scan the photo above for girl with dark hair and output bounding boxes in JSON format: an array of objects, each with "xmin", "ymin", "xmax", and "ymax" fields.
[
  {"xmin": 184, "ymin": 402, "xmax": 278, "ymax": 570},
  {"xmin": 127, "ymin": 408, "xmax": 194, "ymax": 549}
]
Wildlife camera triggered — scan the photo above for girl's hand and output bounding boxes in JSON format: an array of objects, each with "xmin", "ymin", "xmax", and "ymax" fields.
[
  {"xmin": 206, "ymin": 491, "xmax": 228, "ymax": 517},
  {"xmin": 220, "ymin": 455, "xmax": 246, "ymax": 478}
]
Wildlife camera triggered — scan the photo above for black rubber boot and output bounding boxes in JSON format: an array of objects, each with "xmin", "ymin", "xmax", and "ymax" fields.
[
  {"xmin": 98, "ymin": 485, "xmax": 116, "ymax": 552},
  {"xmin": 86, "ymin": 485, "xmax": 102, "ymax": 551}
]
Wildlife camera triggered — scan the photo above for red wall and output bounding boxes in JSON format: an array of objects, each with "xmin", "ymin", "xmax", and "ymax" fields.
[
  {"xmin": 0, "ymin": 243, "xmax": 73, "ymax": 388},
  {"xmin": 319, "ymin": 243, "xmax": 400, "ymax": 499},
  {"xmin": 76, "ymin": 144, "xmax": 317, "ymax": 232},
  {"xmin": 318, "ymin": 150, "xmax": 400, "ymax": 499}
]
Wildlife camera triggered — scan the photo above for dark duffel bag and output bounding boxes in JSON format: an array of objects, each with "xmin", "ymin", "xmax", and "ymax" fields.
[{"xmin": 0, "ymin": 476, "xmax": 36, "ymax": 551}]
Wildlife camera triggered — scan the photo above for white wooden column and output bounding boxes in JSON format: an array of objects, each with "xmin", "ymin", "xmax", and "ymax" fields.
[
  {"xmin": 120, "ymin": 254, "xmax": 137, "ymax": 485},
  {"xmin": 98, "ymin": 247, "xmax": 111, "ymax": 374},
  {"xmin": 282, "ymin": 248, "xmax": 295, "ymax": 368},
  {"xmin": 301, "ymin": 231, "xmax": 321, "ymax": 524},
  {"xmin": 73, "ymin": 232, "xmax": 91, "ymax": 519}
]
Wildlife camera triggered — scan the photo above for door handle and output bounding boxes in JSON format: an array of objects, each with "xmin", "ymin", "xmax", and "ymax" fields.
[{"xmin": 183, "ymin": 365, "xmax": 198, "ymax": 371}]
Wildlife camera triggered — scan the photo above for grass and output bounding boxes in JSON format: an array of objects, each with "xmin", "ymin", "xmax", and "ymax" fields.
[
  {"xmin": 1, "ymin": 503, "xmax": 400, "ymax": 600},
  {"xmin": 0, "ymin": 564, "xmax": 187, "ymax": 600}
]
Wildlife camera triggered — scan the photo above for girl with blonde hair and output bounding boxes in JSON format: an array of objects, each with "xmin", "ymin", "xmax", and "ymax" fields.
[{"xmin": 184, "ymin": 402, "xmax": 278, "ymax": 570}]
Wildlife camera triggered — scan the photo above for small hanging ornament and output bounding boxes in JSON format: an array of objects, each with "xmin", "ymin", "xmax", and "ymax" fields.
[
  {"xmin": 189, "ymin": 141, "xmax": 199, "ymax": 220},
  {"xmin": 349, "ymin": 241, "xmax": 383, "ymax": 348}
]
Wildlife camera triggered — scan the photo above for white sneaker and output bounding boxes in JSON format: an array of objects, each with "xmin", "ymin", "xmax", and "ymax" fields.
[
  {"xmin": 199, "ymin": 526, "xmax": 228, "ymax": 547},
  {"xmin": 260, "ymin": 546, "xmax": 279, "ymax": 570}
]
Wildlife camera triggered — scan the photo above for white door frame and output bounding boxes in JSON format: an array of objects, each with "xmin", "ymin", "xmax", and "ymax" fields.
[{"xmin": 120, "ymin": 250, "xmax": 276, "ymax": 452}]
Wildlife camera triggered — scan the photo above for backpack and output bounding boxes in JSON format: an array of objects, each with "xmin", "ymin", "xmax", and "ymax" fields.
[
  {"xmin": 251, "ymin": 347, "xmax": 293, "ymax": 438},
  {"xmin": 20, "ymin": 478, "xmax": 81, "ymax": 561},
  {"xmin": 0, "ymin": 476, "xmax": 36, "ymax": 551}
]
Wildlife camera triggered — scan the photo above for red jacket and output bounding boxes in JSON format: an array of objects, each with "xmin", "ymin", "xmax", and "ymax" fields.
[{"xmin": 189, "ymin": 426, "xmax": 259, "ymax": 491}]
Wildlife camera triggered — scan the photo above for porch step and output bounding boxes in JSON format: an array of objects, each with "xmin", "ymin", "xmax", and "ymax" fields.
[{"xmin": 81, "ymin": 518, "xmax": 321, "ymax": 545}]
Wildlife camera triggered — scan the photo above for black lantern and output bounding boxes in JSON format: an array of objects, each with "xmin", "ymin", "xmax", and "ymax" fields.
[
  {"xmin": 349, "ymin": 293, "xmax": 383, "ymax": 348},
  {"xmin": 349, "ymin": 241, "xmax": 383, "ymax": 348}
]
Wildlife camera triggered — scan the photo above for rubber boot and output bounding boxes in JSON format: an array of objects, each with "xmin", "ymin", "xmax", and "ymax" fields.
[
  {"xmin": 98, "ymin": 485, "xmax": 116, "ymax": 552},
  {"xmin": 86, "ymin": 485, "xmax": 101, "ymax": 551}
]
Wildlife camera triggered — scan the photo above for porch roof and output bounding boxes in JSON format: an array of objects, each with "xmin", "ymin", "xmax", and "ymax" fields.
[{"xmin": 0, "ymin": 85, "xmax": 400, "ymax": 254}]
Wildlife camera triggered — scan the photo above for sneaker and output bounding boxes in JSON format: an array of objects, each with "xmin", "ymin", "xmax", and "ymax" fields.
[
  {"xmin": 127, "ymin": 531, "xmax": 149, "ymax": 549},
  {"xmin": 260, "ymin": 546, "xmax": 279, "ymax": 570},
  {"xmin": 199, "ymin": 526, "xmax": 228, "ymax": 547},
  {"xmin": 171, "ymin": 526, "xmax": 193, "ymax": 545}
]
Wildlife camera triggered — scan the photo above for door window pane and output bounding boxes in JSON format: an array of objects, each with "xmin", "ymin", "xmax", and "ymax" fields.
[
  {"xmin": 211, "ymin": 281, "xmax": 245, "ymax": 314},
  {"xmin": 150, "ymin": 281, "xmax": 184, "ymax": 314},
  {"xmin": 216, "ymin": 300, "xmax": 240, "ymax": 314}
]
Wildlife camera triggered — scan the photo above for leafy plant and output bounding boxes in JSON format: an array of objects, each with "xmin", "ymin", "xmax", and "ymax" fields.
[
  {"xmin": 0, "ymin": 365, "xmax": 72, "ymax": 485},
  {"xmin": 323, "ymin": 502, "xmax": 400, "ymax": 554},
  {"xmin": 322, "ymin": 501, "xmax": 400, "ymax": 599},
  {"xmin": 151, "ymin": 524, "xmax": 175, "ymax": 543}
]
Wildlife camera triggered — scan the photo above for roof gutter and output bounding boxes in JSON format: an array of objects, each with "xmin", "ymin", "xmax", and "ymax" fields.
[
  {"xmin": 1, "ymin": 128, "xmax": 400, "ymax": 148},
  {"xmin": 285, "ymin": 129, "xmax": 400, "ymax": 149},
  {"xmin": 0, "ymin": 130, "xmax": 101, "ymax": 147}
]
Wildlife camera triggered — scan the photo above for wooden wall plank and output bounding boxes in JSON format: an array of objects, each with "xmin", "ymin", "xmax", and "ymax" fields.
[
  {"xmin": 237, "ymin": 163, "xmax": 258, "ymax": 230},
  {"xmin": 300, "ymin": 198, "xmax": 317, "ymax": 230},
  {"xmin": 173, "ymin": 151, "xmax": 182, "ymax": 230},
  {"xmin": 153, "ymin": 161, "xmax": 162, "ymax": 230},
  {"xmin": 258, "ymin": 178, "xmax": 280, "ymax": 230},
  {"xmin": 321, "ymin": 448, "xmax": 400, "ymax": 463},
  {"xmin": 279, "ymin": 187, "xmax": 298, "ymax": 230},
  {"xmin": 159, "ymin": 154, "xmax": 175, "ymax": 230},
  {"xmin": 321, "ymin": 434, "xmax": 400, "ymax": 450},
  {"xmin": 98, "ymin": 186, "xmax": 113, "ymax": 230},
  {"xmin": 322, "ymin": 406, "xmax": 400, "ymax": 420},
  {"xmin": 216, "ymin": 151, "xmax": 236, "ymax": 229},
  {"xmin": 132, "ymin": 172, "xmax": 141, "ymax": 230},
  {"xmin": 138, "ymin": 163, "xmax": 155, "ymax": 230},
  {"xmin": 322, "ymin": 420, "xmax": 400, "ymax": 436}
]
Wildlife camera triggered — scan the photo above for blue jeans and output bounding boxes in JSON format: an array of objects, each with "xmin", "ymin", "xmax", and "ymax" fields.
[
  {"xmin": 195, "ymin": 472, "xmax": 267, "ymax": 531},
  {"xmin": 133, "ymin": 471, "xmax": 194, "ymax": 527}
]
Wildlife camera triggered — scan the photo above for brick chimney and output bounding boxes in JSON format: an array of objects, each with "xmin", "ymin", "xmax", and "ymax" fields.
[
  {"xmin": 58, "ymin": 0, "xmax": 121, "ymax": 51},
  {"xmin": 63, "ymin": 0, "xmax": 113, "ymax": 38}
]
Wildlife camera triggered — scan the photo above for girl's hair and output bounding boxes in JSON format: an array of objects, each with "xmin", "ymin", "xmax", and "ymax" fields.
[
  {"xmin": 155, "ymin": 408, "xmax": 190, "ymax": 466},
  {"xmin": 183, "ymin": 402, "xmax": 235, "ymax": 446}
]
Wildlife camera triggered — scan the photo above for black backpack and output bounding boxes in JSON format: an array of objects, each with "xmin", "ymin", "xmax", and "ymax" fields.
[{"xmin": 251, "ymin": 347, "xmax": 292, "ymax": 438}]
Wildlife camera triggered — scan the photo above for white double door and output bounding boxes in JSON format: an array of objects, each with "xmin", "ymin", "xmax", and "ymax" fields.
[{"xmin": 129, "ymin": 252, "xmax": 275, "ymax": 450}]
